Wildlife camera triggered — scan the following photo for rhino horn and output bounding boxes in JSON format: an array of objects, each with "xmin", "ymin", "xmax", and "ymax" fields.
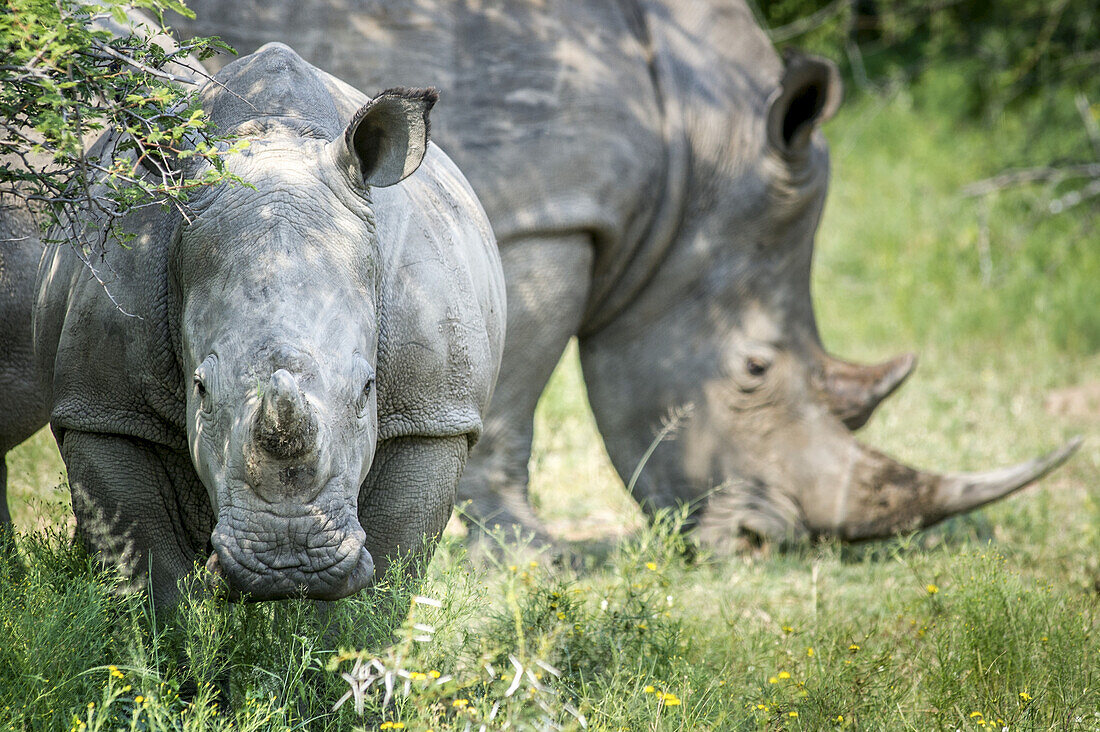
[
  {"xmin": 825, "ymin": 436, "xmax": 1082, "ymax": 540},
  {"xmin": 815, "ymin": 351, "xmax": 917, "ymax": 430},
  {"xmin": 254, "ymin": 369, "xmax": 317, "ymax": 459}
]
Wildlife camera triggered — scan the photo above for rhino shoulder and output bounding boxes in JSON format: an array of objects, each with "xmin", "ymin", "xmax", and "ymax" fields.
[
  {"xmin": 371, "ymin": 143, "xmax": 505, "ymax": 446},
  {"xmin": 37, "ymin": 203, "xmax": 184, "ymax": 449}
]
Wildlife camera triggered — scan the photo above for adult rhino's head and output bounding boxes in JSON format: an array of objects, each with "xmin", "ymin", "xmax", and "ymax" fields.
[
  {"xmin": 177, "ymin": 45, "xmax": 437, "ymax": 599},
  {"xmin": 581, "ymin": 50, "xmax": 1079, "ymax": 546}
]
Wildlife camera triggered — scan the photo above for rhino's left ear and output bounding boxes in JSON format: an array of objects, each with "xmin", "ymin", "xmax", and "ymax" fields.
[
  {"xmin": 766, "ymin": 50, "xmax": 842, "ymax": 157},
  {"xmin": 336, "ymin": 87, "xmax": 439, "ymax": 188}
]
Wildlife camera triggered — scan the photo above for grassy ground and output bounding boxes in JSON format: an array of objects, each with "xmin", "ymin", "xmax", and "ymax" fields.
[{"xmin": 3, "ymin": 71, "xmax": 1098, "ymax": 730}]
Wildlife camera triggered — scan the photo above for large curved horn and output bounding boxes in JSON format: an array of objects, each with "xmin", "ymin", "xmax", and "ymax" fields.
[
  {"xmin": 815, "ymin": 351, "xmax": 917, "ymax": 430},
  {"xmin": 253, "ymin": 369, "xmax": 317, "ymax": 459},
  {"xmin": 825, "ymin": 436, "xmax": 1082, "ymax": 540}
]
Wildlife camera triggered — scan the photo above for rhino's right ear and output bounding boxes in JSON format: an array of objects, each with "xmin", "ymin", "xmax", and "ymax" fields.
[
  {"xmin": 335, "ymin": 87, "xmax": 439, "ymax": 188},
  {"xmin": 766, "ymin": 50, "xmax": 842, "ymax": 157}
]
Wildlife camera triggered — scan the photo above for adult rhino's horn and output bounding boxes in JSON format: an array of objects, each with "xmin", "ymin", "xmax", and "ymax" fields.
[
  {"xmin": 826, "ymin": 436, "xmax": 1082, "ymax": 541},
  {"xmin": 253, "ymin": 369, "xmax": 317, "ymax": 460},
  {"xmin": 815, "ymin": 351, "xmax": 917, "ymax": 430}
]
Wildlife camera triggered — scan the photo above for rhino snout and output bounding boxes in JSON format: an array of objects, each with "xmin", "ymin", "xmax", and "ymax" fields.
[{"xmin": 206, "ymin": 515, "xmax": 374, "ymax": 601}]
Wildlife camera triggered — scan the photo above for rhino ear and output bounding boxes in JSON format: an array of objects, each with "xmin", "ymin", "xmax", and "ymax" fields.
[
  {"xmin": 338, "ymin": 87, "xmax": 439, "ymax": 188},
  {"xmin": 766, "ymin": 50, "xmax": 842, "ymax": 156}
]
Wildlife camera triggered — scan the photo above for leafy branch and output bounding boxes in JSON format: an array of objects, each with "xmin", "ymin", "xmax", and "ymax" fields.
[{"xmin": 0, "ymin": 0, "xmax": 244, "ymax": 305}]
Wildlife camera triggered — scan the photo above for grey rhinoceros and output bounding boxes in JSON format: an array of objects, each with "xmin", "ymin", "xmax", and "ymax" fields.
[
  {"xmin": 176, "ymin": 1, "xmax": 1073, "ymax": 546},
  {"xmin": 0, "ymin": 43, "xmax": 505, "ymax": 604}
]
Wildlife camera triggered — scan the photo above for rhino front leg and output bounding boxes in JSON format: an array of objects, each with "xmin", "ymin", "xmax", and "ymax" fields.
[
  {"xmin": 457, "ymin": 234, "xmax": 594, "ymax": 548},
  {"xmin": 61, "ymin": 431, "xmax": 212, "ymax": 607},
  {"xmin": 357, "ymin": 435, "xmax": 467, "ymax": 582}
]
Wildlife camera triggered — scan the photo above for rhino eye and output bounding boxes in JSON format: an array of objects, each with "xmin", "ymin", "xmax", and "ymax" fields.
[
  {"xmin": 356, "ymin": 372, "xmax": 375, "ymax": 419},
  {"xmin": 746, "ymin": 356, "xmax": 770, "ymax": 377}
]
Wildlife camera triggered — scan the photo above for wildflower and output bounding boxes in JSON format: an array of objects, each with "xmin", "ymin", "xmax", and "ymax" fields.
[
  {"xmin": 970, "ymin": 712, "xmax": 983, "ymax": 718},
  {"xmin": 508, "ymin": 565, "xmax": 517, "ymax": 572},
  {"xmin": 108, "ymin": 666, "xmax": 123, "ymax": 679},
  {"xmin": 1019, "ymin": 691, "xmax": 1032, "ymax": 701},
  {"xmin": 768, "ymin": 677, "xmax": 779, "ymax": 684},
  {"xmin": 836, "ymin": 715, "xmax": 844, "ymax": 722},
  {"xmin": 530, "ymin": 561, "xmax": 538, "ymax": 568},
  {"xmin": 789, "ymin": 711, "xmax": 798, "ymax": 718},
  {"xmin": 452, "ymin": 699, "xmax": 469, "ymax": 709},
  {"xmin": 660, "ymin": 692, "xmax": 682, "ymax": 706},
  {"xmin": 428, "ymin": 670, "xmax": 441, "ymax": 678},
  {"xmin": 778, "ymin": 671, "xmax": 791, "ymax": 680},
  {"xmin": 1040, "ymin": 636, "xmax": 1048, "ymax": 642},
  {"xmin": 408, "ymin": 671, "xmax": 427, "ymax": 681},
  {"xmin": 644, "ymin": 685, "xmax": 656, "ymax": 693},
  {"xmin": 782, "ymin": 625, "xmax": 794, "ymax": 633},
  {"xmin": 646, "ymin": 562, "xmax": 658, "ymax": 571},
  {"xmin": 848, "ymin": 644, "xmax": 860, "ymax": 653},
  {"xmin": 637, "ymin": 622, "xmax": 648, "ymax": 630},
  {"xmin": 756, "ymin": 704, "xmax": 767, "ymax": 710},
  {"xmin": 134, "ymin": 696, "xmax": 144, "ymax": 704},
  {"xmin": 926, "ymin": 584, "xmax": 939, "ymax": 594}
]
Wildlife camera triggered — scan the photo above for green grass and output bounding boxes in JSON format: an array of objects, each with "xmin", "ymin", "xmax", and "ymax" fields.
[{"xmin": 3, "ymin": 69, "xmax": 1098, "ymax": 729}]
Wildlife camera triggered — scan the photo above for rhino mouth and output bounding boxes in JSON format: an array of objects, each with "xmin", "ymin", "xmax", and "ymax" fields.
[{"xmin": 206, "ymin": 511, "xmax": 374, "ymax": 601}]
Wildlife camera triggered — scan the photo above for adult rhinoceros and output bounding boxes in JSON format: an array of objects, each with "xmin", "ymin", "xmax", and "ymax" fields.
[
  {"xmin": 0, "ymin": 43, "xmax": 505, "ymax": 604},
  {"xmin": 169, "ymin": 0, "xmax": 1077, "ymax": 547}
]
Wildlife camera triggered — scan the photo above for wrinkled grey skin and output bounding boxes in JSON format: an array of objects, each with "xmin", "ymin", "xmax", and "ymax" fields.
[
  {"xmin": 0, "ymin": 43, "xmax": 504, "ymax": 604},
  {"xmin": 169, "ymin": 0, "xmax": 1079, "ymax": 549}
]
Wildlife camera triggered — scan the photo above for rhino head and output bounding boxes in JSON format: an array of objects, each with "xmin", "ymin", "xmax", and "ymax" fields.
[
  {"xmin": 581, "ymin": 51, "xmax": 1079, "ymax": 546},
  {"xmin": 177, "ymin": 47, "xmax": 437, "ymax": 599}
]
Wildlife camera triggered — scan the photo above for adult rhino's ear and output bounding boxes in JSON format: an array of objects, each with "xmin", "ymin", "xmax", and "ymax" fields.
[
  {"xmin": 336, "ymin": 87, "xmax": 439, "ymax": 188},
  {"xmin": 766, "ymin": 50, "xmax": 842, "ymax": 157}
]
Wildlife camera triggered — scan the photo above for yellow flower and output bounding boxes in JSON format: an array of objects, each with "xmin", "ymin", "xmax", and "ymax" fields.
[
  {"xmin": 637, "ymin": 622, "xmax": 648, "ymax": 630},
  {"xmin": 756, "ymin": 704, "xmax": 767, "ymax": 710},
  {"xmin": 645, "ymin": 562, "xmax": 657, "ymax": 571},
  {"xmin": 782, "ymin": 625, "xmax": 794, "ymax": 633},
  {"xmin": 848, "ymin": 644, "xmax": 860, "ymax": 653},
  {"xmin": 1019, "ymin": 691, "xmax": 1032, "ymax": 701},
  {"xmin": 768, "ymin": 676, "xmax": 779, "ymax": 684},
  {"xmin": 788, "ymin": 711, "xmax": 798, "ymax": 718},
  {"xmin": 408, "ymin": 671, "xmax": 427, "ymax": 680},
  {"xmin": 452, "ymin": 699, "xmax": 469, "ymax": 709},
  {"xmin": 836, "ymin": 715, "xmax": 844, "ymax": 722},
  {"xmin": 381, "ymin": 724, "xmax": 393, "ymax": 730},
  {"xmin": 557, "ymin": 612, "xmax": 566, "ymax": 619},
  {"xmin": 662, "ymin": 693, "xmax": 682, "ymax": 706},
  {"xmin": 108, "ymin": 666, "xmax": 123, "ymax": 679},
  {"xmin": 970, "ymin": 711, "xmax": 983, "ymax": 718},
  {"xmin": 1040, "ymin": 636, "xmax": 1048, "ymax": 642},
  {"xmin": 428, "ymin": 670, "xmax": 441, "ymax": 678},
  {"xmin": 134, "ymin": 696, "xmax": 144, "ymax": 704},
  {"xmin": 926, "ymin": 584, "xmax": 939, "ymax": 594},
  {"xmin": 508, "ymin": 565, "xmax": 517, "ymax": 572},
  {"xmin": 393, "ymin": 725, "xmax": 405, "ymax": 730},
  {"xmin": 529, "ymin": 561, "xmax": 538, "ymax": 568},
  {"xmin": 644, "ymin": 685, "xmax": 655, "ymax": 693},
  {"xmin": 807, "ymin": 647, "xmax": 815, "ymax": 657},
  {"xmin": 778, "ymin": 671, "xmax": 791, "ymax": 680}
]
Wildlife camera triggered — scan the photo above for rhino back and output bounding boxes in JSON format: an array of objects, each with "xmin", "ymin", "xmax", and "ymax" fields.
[{"xmin": 172, "ymin": 1, "xmax": 666, "ymax": 272}]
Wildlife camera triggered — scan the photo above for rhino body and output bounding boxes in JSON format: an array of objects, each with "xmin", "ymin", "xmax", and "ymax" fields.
[
  {"xmin": 168, "ymin": 0, "xmax": 1078, "ymax": 547},
  {"xmin": 0, "ymin": 43, "xmax": 505, "ymax": 603}
]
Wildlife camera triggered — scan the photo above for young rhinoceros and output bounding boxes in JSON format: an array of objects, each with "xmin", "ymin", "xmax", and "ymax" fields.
[{"xmin": 12, "ymin": 43, "xmax": 504, "ymax": 605}]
